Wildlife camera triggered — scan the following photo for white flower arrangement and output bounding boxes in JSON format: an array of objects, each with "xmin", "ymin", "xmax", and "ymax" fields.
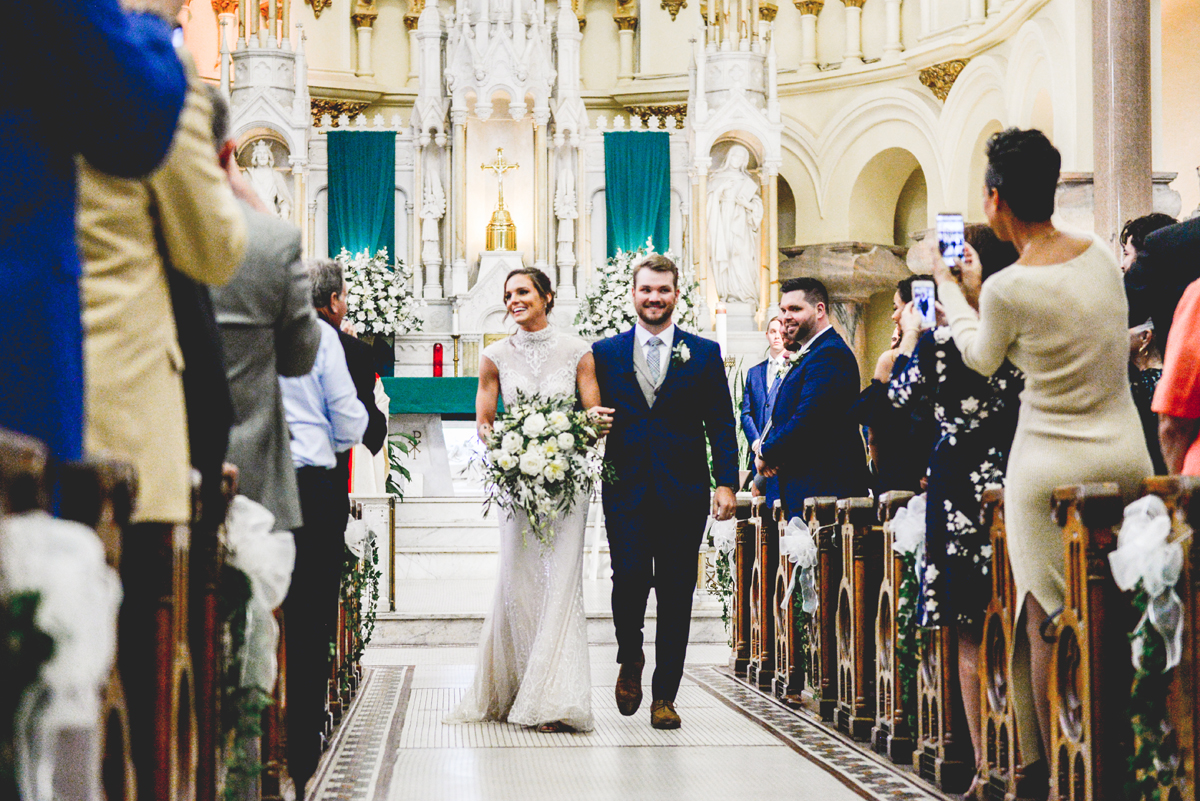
[
  {"xmin": 480, "ymin": 392, "xmax": 615, "ymax": 547},
  {"xmin": 335, "ymin": 248, "xmax": 425, "ymax": 337},
  {"xmin": 574, "ymin": 240, "xmax": 702, "ymax": 339}
]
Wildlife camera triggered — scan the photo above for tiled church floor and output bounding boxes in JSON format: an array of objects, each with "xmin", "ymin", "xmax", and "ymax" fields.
[{"xmin": 309, "ymin": 645, "xmax": 949, "ymax": 801}]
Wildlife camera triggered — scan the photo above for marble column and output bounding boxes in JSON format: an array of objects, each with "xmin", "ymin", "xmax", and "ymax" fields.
[
  {"xmin": 404, "ymin": 15, "xmax": 420, "ymax": 83},
  {"xmin": 1093, "ymin": 0, "xmax": 1152, "ymax": 246},
  {"xmin": 768, "ymin": 171, "xmax": 779, "ymax": 308},
  {"xmin": 616, "ymin": 15, "xmax": 637, "ymax": 79},
  {"xmin": 352, "ymin": 13, "xmax": 376, "ymax": 77},
  {"xmin": 883, "ymin": 0, "xmax": 901, "ymax": 59},
  {"xmin": 534, "ymin": 121, "xmax": 548, "ymax": 269},
  {"xmin": 842, "ymin": 0, "xmax": 864, "ymax": 66},
  {"xmin": 449, "ymin": 116, "xmax": 468, "ymax": 297},
  {"xmin": 696, "ymin": 166, "xmax": 714, "ymax": 312},
  {"xmin": 968, "ymin": 0, "xmax": 985, "ymax": 25},
  {"xmin": 795, "ymin": 0, "xmax": 822, "ymax": 72}
]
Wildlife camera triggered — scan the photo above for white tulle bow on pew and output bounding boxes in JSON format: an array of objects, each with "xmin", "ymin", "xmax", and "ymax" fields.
[
  {"xmin": 0, "ymin": 510, "xmax": 121, "ymax": 801},
  {"xmin": 780, "ymin": 517, "xmax": 819, "ymax": 613},
  {"xmin": 707, "ymin": 516, "xmax": 738, "ymax": 590},
  {"xmin": 889, "ymin": 493, "xmax": 926, "ymax": 565},
  {"xmin": 224, "ymin": 496, "xmax": 296, "ymax": 693},
  {"xmin": 1110, "ymin": 495, "xmax": 1187, "ymax": 672}
]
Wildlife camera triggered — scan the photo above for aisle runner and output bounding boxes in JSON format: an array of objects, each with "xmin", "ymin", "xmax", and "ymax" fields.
[{"xmin": 685, "ymin": 667, "xmax": 942, "ymax": 801}]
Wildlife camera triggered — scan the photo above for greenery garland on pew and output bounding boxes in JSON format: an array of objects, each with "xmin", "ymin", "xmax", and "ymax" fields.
[
  {"xmin": 894, "ymin": 551, "xmax": 921, "ymax": 736},
  {"xmin": 1, "ymin": 592, "xmax": 53, "ymax": 800},
  {"xmin": 792, "ymin": 594, "xmax": 811, "ymax": 684},
  {"xmin": 218, "ymin": 565, "xmax": 272, "ymax": 801},
  {"xmin": 1126, "ymin": 587, "xmax": 1178, "ymax": 801},
  {"xmin": 337, "ymin": 536, "xmax": 381, "ymax": 695}
]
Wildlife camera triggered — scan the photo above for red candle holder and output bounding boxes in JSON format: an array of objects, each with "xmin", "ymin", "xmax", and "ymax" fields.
[{"xmin": 433, "ymin": 342, "xmax": 444, "ymax": 377}]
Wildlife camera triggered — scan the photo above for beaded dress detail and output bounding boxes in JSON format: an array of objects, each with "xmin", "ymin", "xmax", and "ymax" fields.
[{"xmin": 446, "ymin": 326, "xmax": 595, "ymax": 730}]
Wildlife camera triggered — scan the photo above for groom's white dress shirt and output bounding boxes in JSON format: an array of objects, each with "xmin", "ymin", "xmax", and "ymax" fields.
[
  {"xmin": 635, "ymin": 321, "xmax": 676, "ymax": 378},
  {"xmin": 797, "ymin": 324, "xmax": 833, "ymax": 357}
]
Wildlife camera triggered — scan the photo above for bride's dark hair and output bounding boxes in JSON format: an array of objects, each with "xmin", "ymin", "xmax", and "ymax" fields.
[{"xmin": 503, "ymin": 267, "xmax": 555, "ymax": 315}]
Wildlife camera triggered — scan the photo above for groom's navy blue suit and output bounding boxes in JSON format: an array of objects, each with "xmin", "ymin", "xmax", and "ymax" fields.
[
  {"xmin": 593, "ymin": 327, "xmax": 738, "ymax": 703},
  {"xmin": 760, "ymin": 327, "xmax": 868, "ymax": 519}
]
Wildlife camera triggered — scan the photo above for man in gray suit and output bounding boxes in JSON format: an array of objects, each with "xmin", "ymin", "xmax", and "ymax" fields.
[{"xmin": 207, "ymin": 88, "xmax": 322, "ymax": 529}]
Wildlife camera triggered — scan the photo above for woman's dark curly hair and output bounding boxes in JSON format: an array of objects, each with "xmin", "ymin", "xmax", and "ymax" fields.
[{"xmin": 984, "ymin": 128, "xmax": 1061, "ymax": 223}]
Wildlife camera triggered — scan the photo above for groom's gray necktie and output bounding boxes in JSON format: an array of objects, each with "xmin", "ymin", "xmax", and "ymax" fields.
[{"xmin": 646, "ymin": 337, "xmax": 664, "ymax": 383}]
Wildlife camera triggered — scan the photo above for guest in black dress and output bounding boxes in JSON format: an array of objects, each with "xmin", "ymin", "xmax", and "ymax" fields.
[
  {"xmin": 1128, "ymin": 319, "xmax": 1167, "ymax": 475},
  {"xmin": 888, "ymin": 225, "xmax": 1022, "ymax": 794},
  {"xmin": 851, "ymin": 276, "xmax": 936, "ymax": 495}
]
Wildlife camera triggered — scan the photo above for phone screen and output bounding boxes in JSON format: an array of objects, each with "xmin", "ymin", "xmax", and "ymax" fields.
[
  {"xmin": 912, "ymin": 280, "xmax": 936, "ymax": 330},
  {"xmin": 937, "ymin": 213, "xmax": 965, "ymax": 269}
]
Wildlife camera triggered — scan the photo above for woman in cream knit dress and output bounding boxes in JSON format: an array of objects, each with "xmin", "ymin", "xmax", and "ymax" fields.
[{"xmin": 933, "ymin": 128, "xmax": 1151, "ymax": 790}]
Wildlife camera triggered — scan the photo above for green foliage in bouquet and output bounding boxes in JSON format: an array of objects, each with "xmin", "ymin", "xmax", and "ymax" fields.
[
  {"xmin": 480, "ymin": 392, "xmax": 615, "ymax": 547},
  {"xmin": 335, "ymin": 248, "xmax": 424, "ymax": 337},
  {"xmin": 575, "ymin": 242, "xmax": 701, "ymax": 339},
  {"xmin": 1, "ymin": 592, "xmax": 53, "ymax": 800}
]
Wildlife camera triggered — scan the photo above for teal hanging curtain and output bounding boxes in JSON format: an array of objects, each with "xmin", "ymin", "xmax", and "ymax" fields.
[
  {"xmin": 327, "ymin": 130, "xmax": 396, "ymax": 259},
  {"xmin": 604, "ymin": 131, "xmax": 670, "ymax": 258}
]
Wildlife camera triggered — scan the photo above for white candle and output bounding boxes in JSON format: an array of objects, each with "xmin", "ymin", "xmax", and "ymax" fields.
[
  {"xmin": 715, "ymin": 302, "xmax": 728, "ymax": 358},
  {"xmin": 452, "ymin": 308, "xmax": 461, "ymax": 336}
]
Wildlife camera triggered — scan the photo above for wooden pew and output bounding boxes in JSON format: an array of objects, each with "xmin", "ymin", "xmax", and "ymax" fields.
[
  {"xmin": 57, "ymin": 459, "xmax": 138, "ymax": 801},
  {"xmin": 0, "ymin": 428, "xmax": 48, "ymax": 515},
  {"xmin": 1047, "ymin": 484, "xmax": 1130, "ymax": 801},
  {"xmin": 803, "ymin": 496, "xmax": 841, "ymax": 721},
  {"xmin": 748, "ymin": 493, "xmax": 780, "ymax": 689},
  {"xmin": 729, "ymin": 498, "xmax": 756, "ymax": 676},
  {"xmin": 978, "ymin": 487, "xmax": 1034, "ymax": 801},
  {"xmin": 915, "ymin": 625, "xmax": 973, "ymax": 792},
  {"xmin": 1138, "ymin": 477, "xmax": 1200, "ymax": 801},
  {"xmin": 873, "ymin": 490, "xmax": 915, "ymax": 763},
  {"xmin": 260, "ymin": 609, "xmax": 289, "ymax": 801},
  {"xmin": 835, "ymin": 497, "xmax": 884, "ymax": 740},
  {"xmin": 777, "ymin": 501, "xmax": 825, "ymax": 705}
]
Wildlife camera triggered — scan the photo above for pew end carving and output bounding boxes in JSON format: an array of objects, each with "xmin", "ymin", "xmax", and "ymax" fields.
[
  {"xmin": 873, "ymin": 490, "xmax": 915, "ymax": 764},
  {"xmin": 1047, "ymin": 483, "xmax": 1130, "ymax": 801},
  {"xmin": 802, "ymin": 496, "xmax": 841, "ymax": 721},
  {"xmin": 748, "ymin": 495, "xmax": 780, "ymax": 689},
  {"xmin": 835, "ymin": 497, "xmax": 883, "ymax": 741},
  {"xmin": 730, "ymin": 498, "xmax": 756, "ymax": 676}
]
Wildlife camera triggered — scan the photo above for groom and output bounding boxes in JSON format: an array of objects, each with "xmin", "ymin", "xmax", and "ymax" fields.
[{"xmin": 592, "ymin": 254, "xmax": 738, "ymax": 730}]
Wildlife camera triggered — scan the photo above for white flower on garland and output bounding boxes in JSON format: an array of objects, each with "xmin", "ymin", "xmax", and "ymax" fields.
[
  {"xmin": 335, "ymin": 248, "xmax": 425, "ymax": 337},
  {"xmin": 575, "ymin": 240, "xmax": 701, "ymax": 338}
]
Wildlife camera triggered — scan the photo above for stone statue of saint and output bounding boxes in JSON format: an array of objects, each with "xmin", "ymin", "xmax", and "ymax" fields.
[
  {"xmin": 421, "ymin": 168, "xmax": 446, "ymax": 267},
  {"xmin": 706, "ymin": 144, "xmax": 763, "ymax": 303},
  {"xmin": 554, "ymin": 160, "xmax": 577, "ymax": 267},
  {"xmin": 244, "ymin": 140, "xmax": 294, "ymax": 220}
]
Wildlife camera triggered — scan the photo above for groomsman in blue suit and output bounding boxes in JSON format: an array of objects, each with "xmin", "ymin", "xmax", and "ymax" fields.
[
  {"xmin": 755, "ymin": 277, "xmax": 868, "ymax": 518},
  {"xmin": 592, "ymin": 254, "xmax": 739, "ymax": 730},
  {"xmin": 740, "ymin": 316, "xmax": 790, "ymax": 509}
]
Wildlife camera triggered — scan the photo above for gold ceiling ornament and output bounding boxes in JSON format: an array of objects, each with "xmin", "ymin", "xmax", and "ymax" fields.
[
  {"xmin": 306, "ymin": 0, "xmax": 333, "ymax": 17},
  {"xmin": 569, "ymin": 0, "xmax": 587, "ymax": 30},
  {"xmin": 311, "ymin": 99, "xmax": 370, "ymax": 126},
  {"xmin": 403, "ymin": 0, "xmax": 423, "ymax": 27},
  {"xmin": 841, "ymin": 0, "xmax": 865, "ymax": 7},
  {"xmin": 613, "ymin": 0, "xmax": 637, "ymax": 30},
  {"xmin": 794, "ymin": 0, "xmax": 823, "ymax": 14},
  {"xmin": 919, "ymin": 58, "xmax": 970, "ymax": 102},
  {"xmin": 351, "ymin": 11, "xmax": 377, "ymax": 26},
  {"xmin": 403, "ymin": 14, "xmax": 420, "ymax": 29},
  {"xmin": 759, "ymin": 2, "xmax": 778, "ymax": 21},
  {"xmin": 482, "ymin": 149, "xmax": 519, "ymax": 251},
  {"xmin": 625, "ymin": 104, "xmax": 688, "ymax": 129},
  {"xmin": 211, "ymin": 0, "xmax": 238, "ymax": 14},
  {"xmin": 661, "ymin": 0, "xmax": 687, "ymax": 20}
]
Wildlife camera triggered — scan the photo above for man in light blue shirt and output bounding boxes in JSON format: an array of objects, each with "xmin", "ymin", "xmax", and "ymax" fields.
[{"xmin": 278, "ymin": 258, "xmax": 368, "ymax": 796}]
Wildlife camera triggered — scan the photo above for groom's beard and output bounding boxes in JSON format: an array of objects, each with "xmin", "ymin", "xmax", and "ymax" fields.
[{"xmin": 636, "ymin": 300, "xmax": 675, "ymax": 327}]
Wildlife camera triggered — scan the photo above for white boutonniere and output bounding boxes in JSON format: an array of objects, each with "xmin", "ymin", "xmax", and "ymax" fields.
[
  {"xmin": 777, "ymin": 350, "xmax": 804, "ymax": 378},
  {"xmin": 671, "ymin": 342, "xmax": 691, "ymax": 366}
]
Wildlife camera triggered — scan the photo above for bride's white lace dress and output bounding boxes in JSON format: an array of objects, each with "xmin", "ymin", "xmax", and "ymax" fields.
[{"xmin": 445, "ymin": 326, "xmax": 595, "ymax": 731}]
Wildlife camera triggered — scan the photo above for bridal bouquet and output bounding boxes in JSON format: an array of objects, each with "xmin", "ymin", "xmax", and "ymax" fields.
[{"xmin": 481, "ymin": 393, "xmax": 612, "ymax": 546}]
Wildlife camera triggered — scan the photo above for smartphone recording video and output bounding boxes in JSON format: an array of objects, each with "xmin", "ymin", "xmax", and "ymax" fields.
[
  {"xmin": 937, "ymin": 213, "xmax": 965, "ymax": 273},
  {"xmin": 912, "ymin": 279, "xmax": 936, "ymax": 330}
]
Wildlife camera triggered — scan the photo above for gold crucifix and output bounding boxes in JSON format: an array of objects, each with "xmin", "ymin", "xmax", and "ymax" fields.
[
  {"xmin": 482, "ymin": 148, "xmax": 519, "ymax": 251},
  {"xmin": 481, "ymin": 148, "xmax": 519, "ymax": 210}
]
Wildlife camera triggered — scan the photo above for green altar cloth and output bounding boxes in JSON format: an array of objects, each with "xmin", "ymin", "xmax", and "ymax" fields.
[{"xmin": 382, "ymin": 377, "xmax": 493, "ymax": 419}]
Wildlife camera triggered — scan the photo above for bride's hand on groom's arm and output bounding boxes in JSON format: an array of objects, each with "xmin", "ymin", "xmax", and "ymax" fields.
[
  {"xmin": 712, "ymin": 486, "xmax": 736, "ymax": 521},
  {"xmin": 586, "ymin": 405, "xmax": 615, "ymax": 436}
]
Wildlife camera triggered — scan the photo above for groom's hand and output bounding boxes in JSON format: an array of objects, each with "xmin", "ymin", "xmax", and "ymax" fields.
[
  {"xmin": 754, "ymin": 453, "xmax": 777, "ymax": 478},
  {"xmin": 713, "ymin": 486, "xmax": 736, "ymax": 521}
]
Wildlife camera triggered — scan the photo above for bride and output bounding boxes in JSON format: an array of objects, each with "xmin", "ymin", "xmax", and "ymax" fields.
[{"xmin": 446, "ymin": 267, "xmax": 613, "ymax": 733}]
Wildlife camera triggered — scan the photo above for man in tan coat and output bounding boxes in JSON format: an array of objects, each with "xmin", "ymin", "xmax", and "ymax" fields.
[{"xmin": 76, "ymin": 46, "xmax": 246, "ymax": 801}]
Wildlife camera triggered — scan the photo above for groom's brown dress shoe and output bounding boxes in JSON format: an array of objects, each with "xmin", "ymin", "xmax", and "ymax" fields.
[
  {"xmin": 615, "ymin": 654, "xmax": 644, "ymax": 716},
  {"xmin": 650, "ymin": 700, "xmax": 681, "ymax": 729}
]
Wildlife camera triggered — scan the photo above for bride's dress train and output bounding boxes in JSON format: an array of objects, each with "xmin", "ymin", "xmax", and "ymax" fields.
[{"xmin": 445, "ymin": 326, "xmax": 595, "ymax": 731}]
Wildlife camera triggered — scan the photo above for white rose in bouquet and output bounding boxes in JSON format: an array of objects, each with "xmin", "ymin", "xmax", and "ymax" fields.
[
  {"xmin": 556, "ymin": 432, "xmax": 575, "ymax": 451},
  {"xmin": 502, "ymin": 431, "xmax": 524, "ymax": 453},
  {"xmin": 543, "ymin": 460, "xmax": 567, "ymax": 483},
  {"xmin": 522, "ymin": 413, "xmax": 548, "ymax": 438},
  {"xmin": 548, "ymin": 411, "xmax": 571, "ymax": 432},
  {"xmin": 519, "ymin": 448, "xmax": 548, "ymax": 476},
  {"xmin": 497, "ymin": 452, "xmax": 519, "ymax": 471}
]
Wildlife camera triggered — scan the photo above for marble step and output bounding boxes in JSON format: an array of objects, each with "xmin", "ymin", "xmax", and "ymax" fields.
[
  {"xmin": 394, "ymin": 548, "xmax": 609, "ymax": 581},
  {"xmin": 373, "ymin": 610, "xmax": 728, "ymax": 647},
  {"xmin": 394, "ymin": 524, "xmax": 610, "ymax": 550}
]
